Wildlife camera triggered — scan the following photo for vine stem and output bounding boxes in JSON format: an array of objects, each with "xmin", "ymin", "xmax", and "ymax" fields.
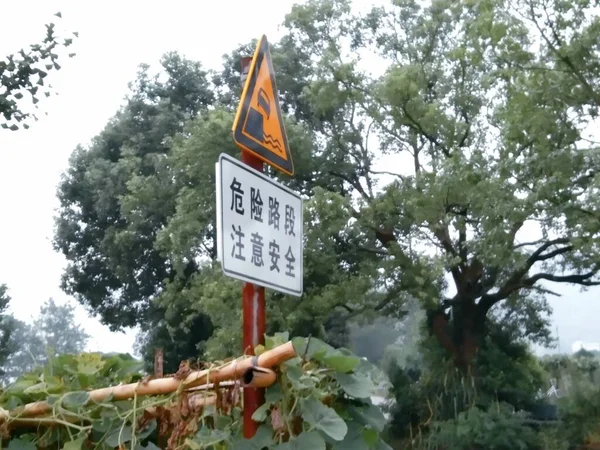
[{"xmin": 11, "ymin": 417, "xmax": 92, "ymax": 432}]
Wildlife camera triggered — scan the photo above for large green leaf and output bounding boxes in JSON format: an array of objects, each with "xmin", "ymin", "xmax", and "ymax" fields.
[
  {"xmin": 335, "ymin": 373, "xmax": 374, "ymax": 398},
  {"xmin": 251, "ymin": 402, "xmax": 271, "ymax": 422},
  {"xmin": 62, "ymin": 391, "xmax": 90, "ymax": 408},
  {"xmin": 301, "ymin": 397, "xmax": 347, "ymax": 441},
  {"xmin": 62, "ymin": 437, "xmax": 86, "ymax": 450},
  {"xmin": 232, "ymin": 425, "xmax": 273, "ymax": 450},
  {"xmin": 348, "ymin": 403, "xmax": 387, "ymax": 432},
  {"xmin": 324, "ymin": 351, "xmax": 360, "ymax": 373},
  {"xmin": 8, "ymin": 439, "xmax": 36, "ymax": 450},
  {"xmin": 274, "ymin": 431, "xmax": 326, "ymax": 450},
  {"xmin": 106, "ymin": 426, "xmax": 133, "ymax": 448},
  {"xmin": 7, "ymin": 439, "xmax": 36, "ymax": 450},
  {"xmin": 291, "ymin": 337, "xmax": 333, "ymax": 361},
  {"xmin": 331, "ymin": 424, "xmax": 369, "ymax": 450},
  {"xmin": 187, "ymin": 428, "xmax": 230, "ymax": 448}
]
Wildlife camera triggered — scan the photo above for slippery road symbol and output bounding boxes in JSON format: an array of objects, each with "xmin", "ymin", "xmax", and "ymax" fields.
[{"xmin": 243, "ymin": 88, "xmax": 283, "ymax": 153}]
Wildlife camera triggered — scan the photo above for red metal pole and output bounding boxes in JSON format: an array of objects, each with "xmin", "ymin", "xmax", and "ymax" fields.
[{"xmin": 239, "ymin": 55, "xmax": 266, "ymax": 439}]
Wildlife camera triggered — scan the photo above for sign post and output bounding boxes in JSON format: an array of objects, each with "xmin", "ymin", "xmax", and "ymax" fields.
[
  {"xmin": 220, "ymin": 35, "xmax": 299, "ymax": 438},
  {"xmin": 239, "ymin": 55, "xmax": 265, "ymax": 439}
]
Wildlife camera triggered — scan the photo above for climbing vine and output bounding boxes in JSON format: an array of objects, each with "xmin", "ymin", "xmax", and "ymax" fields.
[{"xmin": 0, "ymin": 334, "xmax": 390, "ymax": 449}]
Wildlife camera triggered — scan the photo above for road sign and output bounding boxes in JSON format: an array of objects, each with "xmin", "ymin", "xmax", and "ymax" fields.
[
  {"xmin": 232, "ymin": 35, "xmax": 294, "ymax": 176},
  {"xmin": 216, "ymin": 153, "xmax": 303, "ymax": 296}
]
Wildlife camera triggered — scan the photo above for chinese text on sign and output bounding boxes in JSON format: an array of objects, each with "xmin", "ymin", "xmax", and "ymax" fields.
[{"xmin": 216, "ymin": 153, "xmax": 303, "ymax": 296}]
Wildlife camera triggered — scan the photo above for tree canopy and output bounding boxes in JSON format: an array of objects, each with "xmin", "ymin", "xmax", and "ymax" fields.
[
  {"xmin": 55, "ymin": 0, "xmax": 600, "ymax": 373},
  {"xmin": 0, "ymin": 12, "xmax": 76, "ymax": 130}
]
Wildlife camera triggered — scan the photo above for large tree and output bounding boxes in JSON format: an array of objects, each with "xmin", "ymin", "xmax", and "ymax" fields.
[
  {"xmin": 54, "ymin": 53, "xmax": 215, "ymax": 329},
  {"xmin": 277, "ymin": 0, "xmax": 600, "ymax": 369},
  {"xmin": 55, "ymin": 0, "xmax": 600, "ymax": 371},
  {"xmin": 1, "ymin": 12, "xmax": 76, "ymax": 130},
  {"xmin": 54, "ymin": 38, "xmax": 383, "ymax": 361}
]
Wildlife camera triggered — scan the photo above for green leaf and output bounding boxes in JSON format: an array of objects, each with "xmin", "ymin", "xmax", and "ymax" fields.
[
  {"xmin": 251, "ymin": 402, "xmax": 271, "ymax": 422},
  {"xmin": 374, "ymin": 438, "xmax": 393, "ymax": 450},
  {"xmin": 62, "ymin": 391, "xmax": 90, "ymax": 407},
  {"xmin": 214, "ymin": 414, "xmax": 233, "ymax": 430},
  {"xmin": 188, "ymin": 428, "xmax": 230, "ymax": 447},
  {"xmin": 8, "ymin": 440, "xmax": 35, "ymax": 450},
  {"xmin": 5, "ymin": 396, "xmax": 23, "ymax": 410},
  {"xmin": 274, "ymin": 431, "xmax": 326, "ymax": 450},
  {"xmin": 348, "ymin": 403, "xmax": 386, "ymax": 432},
  {"xmin": 6, "ymin": 379, "xmax": 37, "ymax": 394},
  {"xmin": 287, "ymin": 365, "xmax": 309, "ymax": 390},
  {"xmin": 301, "ymin": 397, "xmax": 347, "ymax": 441},
  {"xmin": 363, "ymin": 428, "xmax": 378, "ymax": 447},
  {"xmin": 291, "ymin": 337, "xmax": 332, "ymax": 361},
  {"xmin": 136, "ymin": 443, "xmax": 161, "ymax": 450},
  {"xmin": 232, "ymin": 425, "xmax": 273, "ymax": 450},
  {"xmin": 324, "ymin": 351, "xmax": 360, "ymax": 373},
  {"xmin": 266, "ymin": 383, "xmax": 283, "ymax": 403},
  {"xmin": 265, "ymin": 331, "xmax": 289, "ymax": 349},
  {"xmin": 331, "ymin": 424, "xmax": 368, "ymax": 450},
  {"xmin": 23, "ymin": 381, "xmax": 48, "ymax": 395},
  {"xmin": 335, "ymin": 373, "xmax": 374, "ymax": 398},
  {"xmin": 62, "ymin": 437, "xmax": 86, "ymax": 450},
  {"xmin": 106, "ymin": 425, "xmax": 133, "ymax": 447}
]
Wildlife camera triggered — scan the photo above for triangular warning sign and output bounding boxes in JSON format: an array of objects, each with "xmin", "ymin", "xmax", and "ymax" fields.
[{"xmin": 232, "ymin": 35, "xmax": 294, "ymax": 176}]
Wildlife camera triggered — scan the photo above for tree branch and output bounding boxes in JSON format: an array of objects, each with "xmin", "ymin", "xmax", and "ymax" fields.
[
  {"xmin": 328, "ymin": 170, "xmax": 371, "ymax": 203},
  {"xmin": 479, "ymin": 238, "xmax": 573, "ymax": 311},
  {"xmin": 369, "ymin": 170, "xmax": 406, "ymax": 181},
  {"xmin": 524, "ymin": 270, "xmax": 600, "ymax": 287},
  {"xmin": 402, "ymin": 106, "xmax": 452, "ymax": 157},
  {"xmin": 335, "ymin": 303, "xmax": 354, "ymax": 313}
]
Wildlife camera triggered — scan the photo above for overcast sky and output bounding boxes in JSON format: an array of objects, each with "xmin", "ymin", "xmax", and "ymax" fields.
[{"xmin": 0, "ymin": 0, "xmax": 598, "ymax": 356}]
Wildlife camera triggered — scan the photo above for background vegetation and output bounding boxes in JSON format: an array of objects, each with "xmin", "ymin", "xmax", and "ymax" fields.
[{"xmin": 2, "ymin": 0, "xmax": 600, "ymax": 448}]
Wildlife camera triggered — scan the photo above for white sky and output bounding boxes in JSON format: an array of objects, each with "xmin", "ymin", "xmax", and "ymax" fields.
[{"xmin": 0, "ymin": 0, "xmax": 598, "ymax": 357}]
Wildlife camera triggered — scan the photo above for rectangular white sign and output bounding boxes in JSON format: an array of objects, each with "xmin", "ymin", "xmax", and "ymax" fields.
[{"xmin": 216, "ymin": 153, "xmax": 303, "ymax": 296}]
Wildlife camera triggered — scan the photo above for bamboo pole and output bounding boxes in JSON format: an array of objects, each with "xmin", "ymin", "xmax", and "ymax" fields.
[
  {"xmin": 242, "ymin": 368, "xmax": 277, "ymax": 388},
  {"xmin": 0, "ymin": 341, "xmax": 296, "ymax": 424}
]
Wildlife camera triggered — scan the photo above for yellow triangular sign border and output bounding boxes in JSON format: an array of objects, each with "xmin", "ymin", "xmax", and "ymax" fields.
[{"xmin": 232, "ymin": 35, "xmax": 294, "ymax": 176}]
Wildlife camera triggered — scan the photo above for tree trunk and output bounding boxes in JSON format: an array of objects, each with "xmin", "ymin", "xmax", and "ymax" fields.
[{"xmin": 428, "ymin": 298, "xmax": 485, "ymax": 373}]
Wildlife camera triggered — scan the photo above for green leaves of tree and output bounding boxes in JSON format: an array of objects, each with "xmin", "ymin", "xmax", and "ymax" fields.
[{"xmin": 1, "ymin": 12, "xmax": 77, "ymax": 130}]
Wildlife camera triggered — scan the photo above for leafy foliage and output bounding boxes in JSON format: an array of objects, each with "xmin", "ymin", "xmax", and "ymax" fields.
[
  {"xmin": 427, "ymin": 403, "xmax": 540, "ymax": 450},
  {"xmin": 51, "ymin": 0, "xmax": 600, "ymax": 446},
  {"xmin": 0, "ymin": 12, "xmax": 77, "ymax": 130},
  {"xmin": 0, "ymin": 335, "xmax": 388, "ymax": 450}
]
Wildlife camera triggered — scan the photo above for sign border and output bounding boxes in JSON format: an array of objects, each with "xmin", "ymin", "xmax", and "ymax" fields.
[
  {"xmin": 218, "ymin": 153, "xmax": 303, "ymax": 296},
  {"xmin": 232, "ymin": 35, "xmax": 294, "ymax": 176}
]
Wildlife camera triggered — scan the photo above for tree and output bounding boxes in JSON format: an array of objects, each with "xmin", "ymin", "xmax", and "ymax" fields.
[
  {"xmin": 1, "ymin": 12, "xmax": 76, "ymax": 130},
  {"xmin": 54, "ymin": 53, "xmax": 215, "ymax": 330},
  {"xmin": 2, "ymin": 299, "xmax": 89, "ymax": 380},
  {"xmin": 53, "ymin": 53, "xmax": 224, "ymax": 366},
  {"xmin": 278, "ymin": 0, "xmax": 600, "ymax": 370},
  {"xmin": 0, "ymin": 284, "xmax": 18, "ymax": 376},
  {"xmin": 55, "ymin": 0, "xmax": 600, "ymax": 374},
  {"xmin": 54, "ymin": 43, "xmax": 379, "ymax": 362}
]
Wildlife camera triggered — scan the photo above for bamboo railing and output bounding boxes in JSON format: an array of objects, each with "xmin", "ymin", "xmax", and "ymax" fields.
[{"xmin": 0, "ymin": 341, "xmax": 296, "ymax": 424}]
